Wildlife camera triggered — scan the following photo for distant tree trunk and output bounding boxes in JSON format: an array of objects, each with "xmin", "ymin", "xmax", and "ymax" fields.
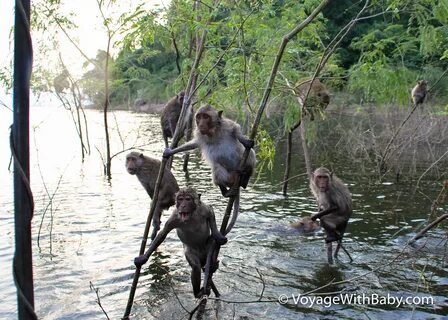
[
  {"xmin": 104, "ymin": 36, "xmax": 112, "ymax": 179},
  {"xmin": 282, "ymin": 120, "xmax": 301, "ymax": 195},
  {"xmin": 282, "ymin": 131, "xmax": 293, "ymax": 196}
]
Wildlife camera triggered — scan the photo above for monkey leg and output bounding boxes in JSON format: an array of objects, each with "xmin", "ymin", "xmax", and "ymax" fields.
[
  {"xmin": 186, "ymin": 252, "xmax": 203, "ymax": 298},
  {"xmin": 150, "ymin": 207, "xmax": 163, "ymax": 240},
  {"xmin": 334, "ymin": 240, "xmax": 353, "ymax": 262},
  {"xmin": 219, "ymin": 185, "xmax": 231, "ymax": 197},
  {"xmin": 210, "ymin": 279, "xmax": 220, "ymax": 297},
  {"xmin": 326, "ymin": 241, "xmax": 334, "ymax": 265},
  {"xmin": 224, "ymin": 186, "xmax": 239, "ymax": 197},
  {"xmin": 163, "ymin": 135, "xmax": 169, "ymax": 149}
]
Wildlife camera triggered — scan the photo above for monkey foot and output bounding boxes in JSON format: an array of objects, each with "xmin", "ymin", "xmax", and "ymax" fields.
[
  {"xmin": 194, "ymin": 287, "xmax": 210, "ymax": 299},
  {"xmin": 224, "ymin": 187, "xmax": 239, "ymax": 197},
  {"xmin": 214, "ymin": 234, "xmax": 228, "ymax": 246},
  {"xmin": 162, "ymin": 148, "xmax": 174, "ymax": 158}
]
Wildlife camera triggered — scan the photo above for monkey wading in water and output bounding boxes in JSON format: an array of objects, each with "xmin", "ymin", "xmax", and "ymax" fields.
[
  {"xmin": 309, "ymin": 167, "xmax": 352, "ymax": 264},
  {"xmin": 163, "ymin": 105, "xmax": 256, "ymax": 197},
  {"xmin": 134, "ymin": 187, "xmax": 227, "ymax": 298},
  {"xmin": 125, "ymin": 152, "xmax": 179, "ymax": 240}
]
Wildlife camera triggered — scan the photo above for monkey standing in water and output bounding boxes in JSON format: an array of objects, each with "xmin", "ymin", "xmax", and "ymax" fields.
[
  {"xmin": 309, "ymin": 167, "xmax": 352, "ymax": 264},
  {"xmin": 160, "ymin": 91, "xmax": 186, "ymax": 148},
  {"xmin": 163, "ymin": 105, "xmax": 256, "ymax": 197},
  {"xmin": 411, "ymin": 80, "xmax": 428, "ymax": 105},
  {"xmin": 134, "ymin": 187, "xmax": 227, "ymax": 298},
  {"xmin": 126, "ymin": 152, "xmax": 179, "ymax": 240}
]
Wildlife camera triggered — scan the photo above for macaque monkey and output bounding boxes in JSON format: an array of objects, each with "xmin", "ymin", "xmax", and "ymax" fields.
[
  {"xmin": 411, "ymin": 80, "xmax": 428, "ymax": 105},
  {"xmin": 161, "ymin": 91, "xmax": 186, "ymax": 148},
  {"xmin": 163, "ymin": 105, "xmax": 256, "ymax": 197},
  {"xmin": 125, "ymin": 152, "xmax": 179, "ymax": 240},
  {"xmin": 134, "ymin": 187, "xmax": 228, "ymax": 298},
  {"xmin": 309, "ymin": 167, "xmax": 352, "ymax": 264},
  {"xmin": 290, "ymin": 217, "xmax": 320, "ymax": 233},
  {"xmin": 295, "ymin": 79, "xmax": 330, "ymax": 121}
]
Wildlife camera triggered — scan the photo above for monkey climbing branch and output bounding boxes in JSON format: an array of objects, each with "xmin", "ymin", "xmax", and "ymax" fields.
[
  {"xmin": 193, "ymin": 0, "xmax": 333, "ymax": 318},
  {"xmin": 122, "ymin": 25, "xmax": 208, "ymax": 320}
]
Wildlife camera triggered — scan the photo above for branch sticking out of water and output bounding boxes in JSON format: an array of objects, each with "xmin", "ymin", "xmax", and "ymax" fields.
[{"xmin": 90, "ymin": 281, "xmax": 110, "ymax": 320}]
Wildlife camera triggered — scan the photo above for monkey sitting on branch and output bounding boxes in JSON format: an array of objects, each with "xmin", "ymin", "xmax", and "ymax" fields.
[
  {"xmin": 309, "ymin": 167, "xmax": 352, "ymax": 264},
  {"xmin": 295, "ymin": 78, "xmax": 330, "ymax": 121},
  {"xmin": 134, "ymin": 187, "xmax": 228, "ymax": 298},
  {"xmin": 163, "ymin": 105, "xmax": 256, "ymax": 197},
  {"xmin": 126, "ymin": 152, "xmax": 179, "ymax": 240},
  {"xmin": 411, "ymin": 80, "xmax": 428, "ymax": 106}
]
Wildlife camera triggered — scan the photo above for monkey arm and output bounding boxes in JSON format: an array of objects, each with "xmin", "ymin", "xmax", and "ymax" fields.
[
  {"xmin": 163, "ymin": 141, "xmax": 199, "ymax": 158},
  {"xmin": 310, "ymin": 206, "xmax": 338, "ymax": 221},
  {"xmin": 207, "ymin": 208, "xmax": 227, "ymax": 245},
  {"xmin": 134, "ymin": 217, "xmax": 178, "ymax": 267}
]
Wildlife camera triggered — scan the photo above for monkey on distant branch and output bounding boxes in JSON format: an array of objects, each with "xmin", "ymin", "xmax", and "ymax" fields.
[
  {"xmin": 163, "ymin": 105, "xmax": 256, "ymax": 197},
  {"xmin": 125, "ymin": 152, "xmax": 179, "ymax": 240},
  {"xmin": 309, "ymin": 167, "xmax": 352, "ymax": 264},
  {"xmin": 411, "ymin": 80, "xmax": 428, "ymax": 105},
  {"xmin": 295, "ymin": 79, "xmax": 330, "ymax": 121},
  {"xmin": 134, "ymin": 187, "xmax": 227, "ymax": 298}
]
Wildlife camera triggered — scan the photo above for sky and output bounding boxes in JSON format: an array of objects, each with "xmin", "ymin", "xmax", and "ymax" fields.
[{"xmin": 0, "ymin": 0, "xmax": 169, "ymax": 95}]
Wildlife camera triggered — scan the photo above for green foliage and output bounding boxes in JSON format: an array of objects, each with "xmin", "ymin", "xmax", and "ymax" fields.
[
  {"xmin": 26, "ymin": 0, "xmax": 448, "ymax": 115},
  {"xmin": 255, "ymin": 127, "xmax": 276, "ymax": 171},
  {"xmin": 348, "ymin": 62, "xmax": 416, "ymax": 105}
]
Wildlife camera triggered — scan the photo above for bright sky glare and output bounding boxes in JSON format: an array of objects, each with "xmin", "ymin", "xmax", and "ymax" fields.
[{"xmin": 1, "ymin": 0, "xmax": 170, "ymax": 88}]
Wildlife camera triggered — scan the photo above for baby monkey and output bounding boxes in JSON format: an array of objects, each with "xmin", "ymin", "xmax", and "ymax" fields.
[
  {"xmin": 134, "ymin": 187, "xmax": 227, "ymax": 298},
  {"xmin": 163, "ymin": 105, "xmax": 256, "ymax": 197}
]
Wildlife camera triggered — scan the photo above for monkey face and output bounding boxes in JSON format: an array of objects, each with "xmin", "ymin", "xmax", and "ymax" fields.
[
  {"xmin": 125, "ymin": 153, "xmax": 144, "ymax": 175},
  {"xmin": 196, "ymin": 113, "xmax": 214, "ymax": 136},
  {"xmin": 177, "ymin": 91, "xmax": 185, "ymax": 105},
  {"xmin": 176, "ymin": 193, "xmax": 197, "ymax": 222},
  {"xmin": 315, "ymin": 174, "xmax": 329, "ymax": 192},
  {"xmin": 126, "ymin": 157, "xmax": 138, "ymax": 175},
  {"xmin": 317, "ymin": 91, "xmax": 330, "ymax": 106}
]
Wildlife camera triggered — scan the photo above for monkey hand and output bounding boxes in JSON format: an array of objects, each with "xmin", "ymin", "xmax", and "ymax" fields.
[
  {"xmin": 242, "ymin": 138, "xmax": 255, "ymax": 149},
  {"xmin": 213, "ymin": 233, "xmax": 228, "ymax": 246},
  {"xmin": 310, "ymin": 214, "xmax": 318, "ymax": 221},
  {"xmin": 134, "ymin": 254, "xmax": 149, "ymax": 267},
  {"xmin": 163, "ymin": 148, "xmax": 174, "ymax": 159}
]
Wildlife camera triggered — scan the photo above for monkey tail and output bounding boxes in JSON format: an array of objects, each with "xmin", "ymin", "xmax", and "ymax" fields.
[{"xmin": 225, "ymin": 192, "xmax": 240, "ymax": 235}]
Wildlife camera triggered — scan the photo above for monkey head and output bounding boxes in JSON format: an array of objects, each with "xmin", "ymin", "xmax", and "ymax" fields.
[
  {"xmin": 177, "ymin": 91, "xmax": 185, "ymax": 105},
  {"xmin": 125, "ymin": 152, "xmax": 144, "ymax": 175},
  {"xmin": 195, "ymin": 105, "xmax": 223, "ymax": 136},
  {"xmin": 313, "ymin": 167, "xmax": 332, "ymax": 192},
  {"xmin": 291, "ymin": 217, "xmax": 320, "ymax": 233},
  {"xmin": 316, "ymin": 88, "xmax": 330, "ymax": 108},
  {"xmin": 175, "ymin": 187, "xmax": 201, "ymax": 222},
  {"xmin": 418, "ymin": 80, "xmax": 428, "ymax": 87}
]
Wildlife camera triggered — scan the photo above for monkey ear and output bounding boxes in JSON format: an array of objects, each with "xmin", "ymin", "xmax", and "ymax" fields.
[
  {"xmin": 217, "ymin": 110, "xmax": 223, "ymax": 118},
  {"xmin": 197, "ymin": 193, "xmax": 202, "ymax": 200},
  {"xmin": 139, "ymin": 153, "xmax": 144, "ymax": 158}
]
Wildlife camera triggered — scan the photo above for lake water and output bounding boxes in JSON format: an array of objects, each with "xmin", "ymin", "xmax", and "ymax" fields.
[{"xmin": 1, "ymin": 103, "xmax": 447, "ymax": 319}]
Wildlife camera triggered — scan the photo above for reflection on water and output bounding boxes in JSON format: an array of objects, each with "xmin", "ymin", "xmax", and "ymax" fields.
[{"xmin": 0, "ymin": 105, "xmax": 447, "ymax": 319}]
